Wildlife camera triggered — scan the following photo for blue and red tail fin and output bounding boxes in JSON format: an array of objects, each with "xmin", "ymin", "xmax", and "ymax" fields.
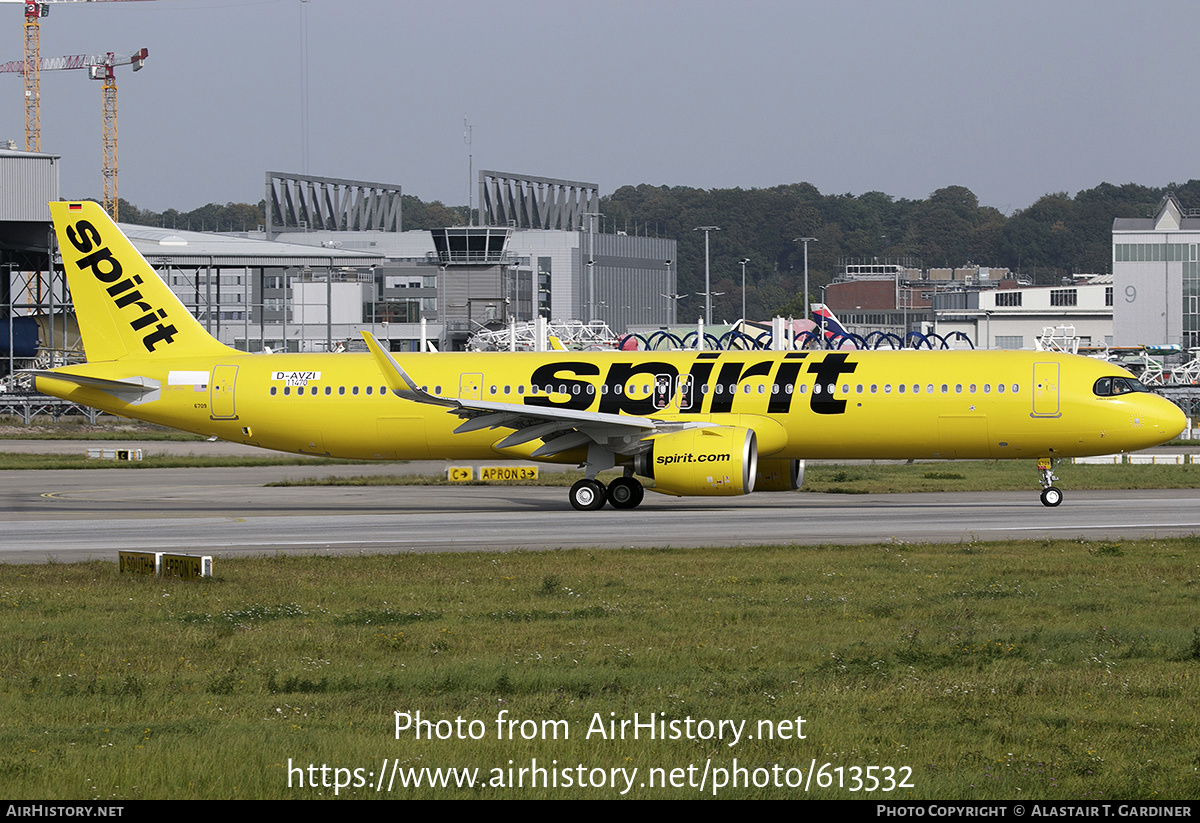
[{"xmin": 810, "ymin": 303, "xmax": 849, "ymax": 341}]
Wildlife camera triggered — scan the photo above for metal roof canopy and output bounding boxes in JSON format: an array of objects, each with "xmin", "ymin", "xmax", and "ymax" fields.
[
  {"xmin": 478, "ymin": 170, "xmax": 599, "ymax": 231},
  {"xmin": 121, "ymin": 223, "xmax": 385, "ymax": 268},
  {"xmin": 266, "ymin": 171, "xmax": 402, "ymax": 239}
]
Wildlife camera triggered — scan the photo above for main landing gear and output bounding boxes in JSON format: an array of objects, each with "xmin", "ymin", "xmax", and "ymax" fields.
[
  {"xmin": 568, "ymin": 445, "xmax": 646, "ymax": 511},
  {"xmin": 569, "ymin": 479, "xmax": 605, "ymax": 511},
  {"xmin": 568, "ymin": 474, "xmax": 646, "ymax": 511},
  {"xmin": 1037, "ymin": 457, "xmax": 1063, "ymax": 507},
  {"xmin": 606, "ymin": 476, "xmax": 645, "ymax": 509}
]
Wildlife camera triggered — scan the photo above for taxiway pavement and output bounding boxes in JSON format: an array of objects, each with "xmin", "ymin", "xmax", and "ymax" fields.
[{"xmin": 0, "ymin": 459, "xmax": 1197, "ymax": 563}]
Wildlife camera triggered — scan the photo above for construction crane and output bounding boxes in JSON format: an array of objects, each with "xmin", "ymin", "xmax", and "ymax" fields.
[
  {"xmin": 0, "ymin": 1, "xmax": 154, "ymax": 153},
  {"xmin": 0, "ymin": 47, "xmax": 147, "ymax": 218}
]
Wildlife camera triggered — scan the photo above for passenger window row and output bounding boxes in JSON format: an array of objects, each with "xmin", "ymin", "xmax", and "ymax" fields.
[
  {"xmin": 269, "ymin": 381, "xmax": 1026, "ymax": 399},
  {"xmin": 270, "ymin": 385, "xmax": 389, "ymax": 397},
  {"xmin": 474, "ymin": 382, "xmax": 1023, "ymax": 397}
]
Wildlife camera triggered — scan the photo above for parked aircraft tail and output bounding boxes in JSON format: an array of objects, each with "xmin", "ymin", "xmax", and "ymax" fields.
[{"xmin": 810, "ymin": 302, "xmax": 850, "ymax": 341}]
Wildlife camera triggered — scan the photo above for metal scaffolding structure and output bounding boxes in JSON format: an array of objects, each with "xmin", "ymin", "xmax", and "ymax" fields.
[
  {"xmin": 0, "ymin": 249, "xmax": 102, "ymax": 419},
  {"xmin": 266, "ymin": 172, "xmax": 403, "ymax": 239},
  {"xmin": 478, "ymin": 170, "xmax": 599, "ymax": 231}
]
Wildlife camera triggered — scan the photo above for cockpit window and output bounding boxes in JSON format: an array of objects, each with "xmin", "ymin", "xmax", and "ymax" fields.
[{"xmin": 1093, "ymin": 376, "xmax": 1151, "ymax": 396}]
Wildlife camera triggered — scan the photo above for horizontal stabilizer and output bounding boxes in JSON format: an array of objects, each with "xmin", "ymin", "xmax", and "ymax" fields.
[{"xmin": 23, "ymin": 370, "xmax": 158, "ymax": 402}]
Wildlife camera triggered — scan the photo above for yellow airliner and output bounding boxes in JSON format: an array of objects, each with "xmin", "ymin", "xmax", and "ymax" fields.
[{"xmin": 28, "ymin": 201, "xmax": 1188, "ymax": 510}]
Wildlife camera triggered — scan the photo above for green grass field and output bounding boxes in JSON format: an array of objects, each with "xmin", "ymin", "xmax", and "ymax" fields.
[
  {"xmin": 2, "ymin": 538, "xmax": 1199, "ymax": 800},
  {"xmin": 0, "ymin": 416, "xmax": 203, "ymax": 441},
  {"xmin": 1, "ymin": 422, "xmax": 1197, "ymax": 799}
]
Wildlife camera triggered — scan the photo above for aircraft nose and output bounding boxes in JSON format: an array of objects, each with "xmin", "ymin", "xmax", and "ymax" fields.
[{"xmin": 1145, "ymin": 395, "xmax": 1188, "ymax": 443}]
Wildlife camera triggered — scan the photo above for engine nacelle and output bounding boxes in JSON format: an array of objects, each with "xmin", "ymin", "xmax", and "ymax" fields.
[
  {"xmin": 755, "ymin": 458, "xmax": 805, "ymax": 492},
  {"xmin": 633, "ymin": 426, "xmax": 757, "ymax": 496}
]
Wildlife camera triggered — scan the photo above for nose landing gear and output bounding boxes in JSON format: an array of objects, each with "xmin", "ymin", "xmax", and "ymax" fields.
[{"xmin": 1037, "ymin": 457, "xmax": 1063, "ymax": 507}]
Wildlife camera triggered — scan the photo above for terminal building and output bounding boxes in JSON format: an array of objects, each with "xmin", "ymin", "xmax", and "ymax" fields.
[
  {"xmin": 258, "ymin": 171, "xmax": 675, "ymax": 352},
  {"xmin": 825, "ymin": 262, "xmax": 1027, "ymax": 344},
  {"xmin": 823, "ymin": 259, "xmax": 1117, "ymax": 350},
  {"xmin": 827, "ymin": 194, "xmax": 1200, "ymax": 353},
  {"xmin": 931, "ymin": 276, "xmax": 1113, "ymax": 350}
]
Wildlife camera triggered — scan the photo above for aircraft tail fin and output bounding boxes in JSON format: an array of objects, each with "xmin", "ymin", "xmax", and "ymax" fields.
[
  {"xmin": 810, "ymin": 302, "xmax": 850, "ymax": 340},
  {"xmin": 49, "ymin": 201, "xmax": 233, "ymax": 362}
]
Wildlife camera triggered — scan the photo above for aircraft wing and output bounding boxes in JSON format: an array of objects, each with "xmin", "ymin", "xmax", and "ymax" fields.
[{"xmin": 362, "ymin": 332, "xmax": 702, "ymax": 457}]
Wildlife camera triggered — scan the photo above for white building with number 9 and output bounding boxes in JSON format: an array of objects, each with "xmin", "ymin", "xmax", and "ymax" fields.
[{"xmin": 1112, "ymin": 193, "xmax": 1200, "ymax": 348}]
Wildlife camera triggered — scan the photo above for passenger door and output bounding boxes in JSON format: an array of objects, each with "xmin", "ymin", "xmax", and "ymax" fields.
[
  {"xmin": 210, "ymin": 365, "xmax": 238, "ymax": 420},
  {"xmin": 1031, "ymin": 362, "xmax": 1061, "ymax": 418}
]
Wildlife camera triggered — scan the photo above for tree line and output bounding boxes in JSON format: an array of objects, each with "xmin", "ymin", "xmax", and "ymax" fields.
[
  {"xmin": 115, "ymin": 179, "xmax": 1200, "ymax": 322},
  {"xmin": 115, "ymin": 194, "xmax": 468, "ymax": 234},
  {"xmin": 602, "ymin": 180, "xmax": 1200, "ymax": 322}
]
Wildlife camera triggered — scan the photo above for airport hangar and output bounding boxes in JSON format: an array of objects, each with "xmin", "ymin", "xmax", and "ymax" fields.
[
  {"xmin": 1113, "ymin": 192, "xmax": 1200, "ymax": 350},
  {"xmin": 0, "ymin": 157, "xmax": 677, "ymax": 378}
]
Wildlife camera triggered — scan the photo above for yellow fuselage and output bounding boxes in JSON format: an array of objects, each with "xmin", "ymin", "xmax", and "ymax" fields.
[{"xmin": 38, "ymin": 348, "xmax": 1187, "ymax": 464}]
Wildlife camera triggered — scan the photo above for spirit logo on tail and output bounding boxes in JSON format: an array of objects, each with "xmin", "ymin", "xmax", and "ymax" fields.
[{"xmin": 63, "ymin": 214, "xmax": 179, "ymax": 352}]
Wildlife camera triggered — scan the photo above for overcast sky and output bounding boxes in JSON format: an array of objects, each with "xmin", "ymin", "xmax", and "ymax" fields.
[{"xmin": 12, "ymin": 0, "xmax": 1199, "ymax": 215}]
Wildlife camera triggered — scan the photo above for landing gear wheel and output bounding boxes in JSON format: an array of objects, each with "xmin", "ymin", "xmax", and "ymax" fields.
[
  {"xmin": 569, "ymin": 479, "xmax": 607, "ymax": 511},
  {"xmin": 1040, "ymin": 487, "xmax": 1063, "ymax": 507},
  {"xmin": 607, "ymin": 477, "xmax": 645, "ymax": 509}
]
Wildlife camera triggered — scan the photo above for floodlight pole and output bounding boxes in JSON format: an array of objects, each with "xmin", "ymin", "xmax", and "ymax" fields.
[
  {"xmin": 794, "ymin": 237, "xmax": 817, "ymax": 319},
  {"xmin": 664, "ymin": 259, "xmax": 674, "ymax": 324},
  {"xmin": 739, "ymin": 257, "xmax": 749, "ymax": 322},
  {"xmin": 694, "ymin": 226, "xmax": 720, "ymax": 325}
]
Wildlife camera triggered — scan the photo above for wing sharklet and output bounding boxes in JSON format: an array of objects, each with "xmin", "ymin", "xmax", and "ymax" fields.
[{"xmin": 361, "ymin": 331, "xmax": 457, "ymax": 408}]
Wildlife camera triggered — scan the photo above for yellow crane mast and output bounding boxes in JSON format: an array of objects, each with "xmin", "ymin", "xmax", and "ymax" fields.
[
  {"xmin": 1, "ymin": 47, "xmax": 148, "ymax": 218},
  {"xmin": 2, "ymin": 1, "xmax": 154, "ymax": 153}
]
